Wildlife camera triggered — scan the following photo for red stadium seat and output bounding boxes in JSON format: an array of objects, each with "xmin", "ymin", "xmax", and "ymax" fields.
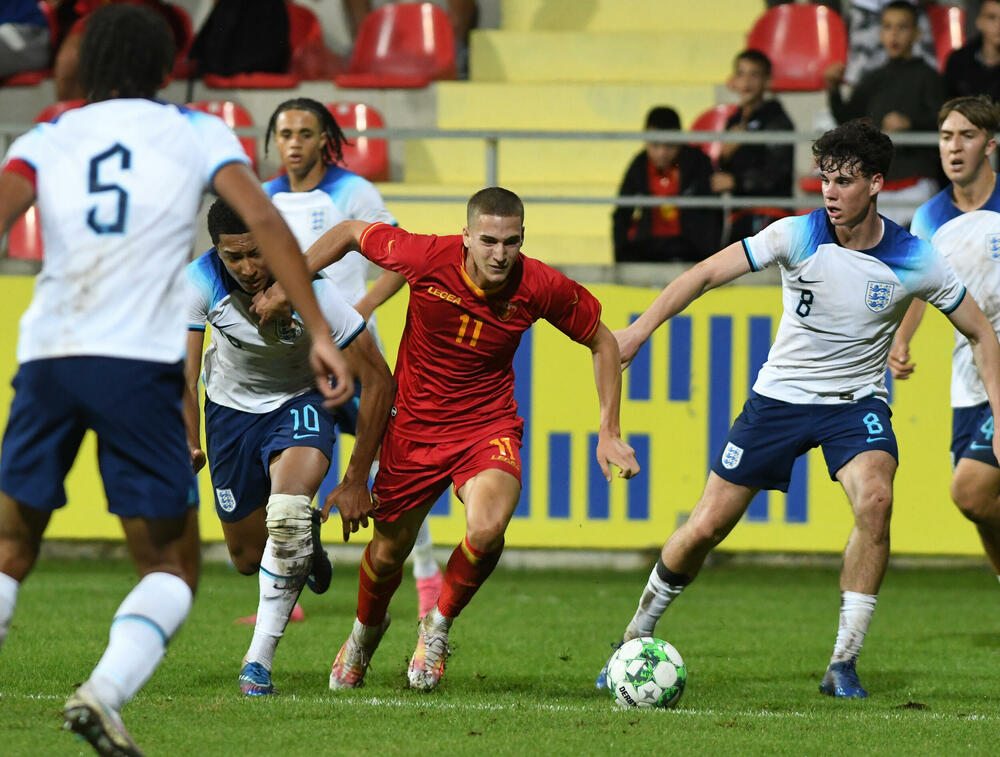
[
  {"xmin": 335, "ymin": 2, "xmax": 456, "ymax": 88},
  {"xmin": 689, "ymin": 104, "xmax": 740, "ymax": 171},
  {"xmin": 33, "ymin": 99, "xmax": 86, "ymax": 123},
  {"xmin": 186, "ymin": 100, "xmax": 258, "ymax": 172},
  {"xmin": 202, "ymin": 72, "xmax": 301, "ymax": 89},
  {"xmin": 287, "ymin": 1, "xmax": 343, "ymax": 79},
  {"xmin": 327, "ymin": 102, "xmax": 389, "ymax": 181},
  {"xmin": 746, "ymin": 4, "xmax": 848, "ymax": 91},
  {"xmin": 7, "ymin": 206, "xmax": 43, "ymax": 261},
  {"xmin": 288, "ymin": 2, "xmax": 323, "ymax": 47},
  {"xmin": 927, "ymin": 4, "xmax": 966, "ymax": 72}
]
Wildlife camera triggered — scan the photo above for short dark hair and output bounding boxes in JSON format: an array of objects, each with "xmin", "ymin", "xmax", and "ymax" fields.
[
  {"xmin": 734, "ymin": 49, "xmax": 772, "ymax": 77},
  {"xmin": 264, "ymin": 97, "xmax": 350, "ymax": 167},
  {"xmin": 207, "ymin": 198, "xmax": 249, "ymax": 245},
  {"xmin": 881, "ymin": 1, "xmax": 918, "ymax": 24},
  {"xmin": 644, "ymin": 106, "xmax": 681, "ymax": 132},
  {"xmin": 467, "ymin": 187, "xmax": 524, "ymax": 226},
  {"xmin": 812, "ymin": 119, "xmax": 894, "ymax": 179},
  {"xmin": 938, "ymin": 95, "xmax": 1000, "ymax": 133},
  {"xmin": 79, "ymin": 5, "xmax": 174, "ymax": 102}
]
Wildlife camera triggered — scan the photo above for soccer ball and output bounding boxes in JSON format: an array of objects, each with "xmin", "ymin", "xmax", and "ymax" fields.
[{"xmin": 605, "ymin": 637, "xmax": 686, "ymax": 709}]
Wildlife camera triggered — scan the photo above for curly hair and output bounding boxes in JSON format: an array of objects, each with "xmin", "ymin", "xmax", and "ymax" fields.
[
  {"xmin": 79, "ymin": 5, "xmax": 174, "ymax": 102},
  {"xmin": 812, "ymin": 119, "xmax": 894, "ymax": 179},
  {"xmin": 207, "ymin": 198, "xmax": 248, "ymax": 245}
]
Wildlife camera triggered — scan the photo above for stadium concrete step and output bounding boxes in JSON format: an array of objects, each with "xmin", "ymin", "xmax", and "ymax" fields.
[
  {"xmin": 469, "ymin": 29, "xmax": 743, "ymax": 83},
  {"xmin": 377, "ymin": 182, "xmax": 618, "ymax": 237},
  {"xmin": 403, "ymin": 138, "xmax": 644, "ymax": 185},
  {"xmin": 434, "ymin": 82, "xmax": 717, "ymax": 132},
  {"xmin": 499, "ymin": 0, "xmax": 763, "ymax": 33}
]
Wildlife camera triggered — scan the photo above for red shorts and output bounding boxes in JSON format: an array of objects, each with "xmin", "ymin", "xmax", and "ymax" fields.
[{"xmin": 372, "ymin": 417, "xmax": 524, "ymax": 522}]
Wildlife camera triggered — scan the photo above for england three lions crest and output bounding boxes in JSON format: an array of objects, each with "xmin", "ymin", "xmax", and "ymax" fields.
[
  {"xmin": 864, "ymin": 281, "xmax": 894, "ymax": 313},
  {"xmin": 988, "ymin": 233, "xmax": 1000, "ymax": 261},
  {"xmin": 721, "ymin": 442, "xmax": 743, "ymax": 470}
]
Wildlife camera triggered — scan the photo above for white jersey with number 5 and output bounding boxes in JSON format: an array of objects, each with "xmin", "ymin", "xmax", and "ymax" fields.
[
  {"xmin": 743, "ymin": 210, "xmax": 966, "ymax": 404},
  {"xmin": 1, "ymin": 99, "xmax": 249, "ymax": 365},
  {"xmin": 910, "ymin": 177, "xmax": 1000, "ymax": 408}
]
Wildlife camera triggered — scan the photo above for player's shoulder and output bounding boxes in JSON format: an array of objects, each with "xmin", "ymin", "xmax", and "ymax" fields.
[
  {"xmin": 317, "ymin": 164, "xmax": 385, "ymax": 202},
  {"xmin": 261, "ymin": 173, "xmax": 292, "ymax": 196},
  {"xmin": 912, "ymin": 185, "xmax": 961, "ymax": 236},
  {"xmin": 187, "ymin": 248, "xmax": 232, "ymax": 305},
  {"xmin": 870, "ymin": 216, "xmax": 939, "ymax": 273},
  {"xmin": 752, "ymin": 210, "xmax": 832, "ymax": 265}
]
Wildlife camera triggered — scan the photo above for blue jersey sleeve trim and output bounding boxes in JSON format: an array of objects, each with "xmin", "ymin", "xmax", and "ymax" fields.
[
  {"xmin": 188, "ymin": 325, "xmax": 207, "ymax": 332},
  {"xmin": 741, "ymin": 238, "xmax": 759, "ymax": 272},
  {"xmin": 940, "ymin": 286, "xmax": 966, "ymax": 315},
  {"xmin": 338, "ymin": 321, "xmax": 367, "ymax": 349},
  {"xmin": 208, "ymin": 156, "xmax": 251, "ymax": 189}
]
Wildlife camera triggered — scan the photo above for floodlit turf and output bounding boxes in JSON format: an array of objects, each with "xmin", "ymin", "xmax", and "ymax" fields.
[{"xmin": 2, "ymin": 558, "xmax": 999, "ymax": 756}]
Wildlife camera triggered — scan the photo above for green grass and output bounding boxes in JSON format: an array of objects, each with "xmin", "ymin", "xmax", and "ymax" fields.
[{"xmin": 2, "ymin": 558, "xmax": 999, "ymax": 756}]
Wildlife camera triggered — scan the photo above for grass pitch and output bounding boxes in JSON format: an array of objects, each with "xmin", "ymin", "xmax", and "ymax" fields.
[{"xmin": 2, "ymin": 557, "xmax": 998, "ymax": 756}]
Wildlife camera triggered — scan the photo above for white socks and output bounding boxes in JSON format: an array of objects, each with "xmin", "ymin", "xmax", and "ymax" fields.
[
  {"xmin": 830, "ymin": 590, "xmax": 878, "ymax": 664},
  {"xmin": 625, "ymin": 559, "xmax": 691, "ymax": 641},
  {"xmin": 245, "ymin": 535, "xmax": 310, "ymax": 670},
  {"xmin": 0, "ymin": 571, "xmax": 20, "ymax": 648},
  {"xmin": 88, "ymin": 572, "xmax": 192, "ymax": 712},
  {"xmin": 412, "ymin": 518, "xmax": 438, "ymax": 580},
  {"xmin": 246, "ymin": 494, "xmax": 314, "ymax": 670}
]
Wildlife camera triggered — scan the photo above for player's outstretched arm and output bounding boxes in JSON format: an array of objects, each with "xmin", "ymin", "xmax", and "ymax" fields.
[
  {"xmin": 354, "ymin": 269, "xmax": 407, "ymax": 321},
  {"xmin": 948, "ymin": 295, "xmax": 1000, "ymax": 461},
  {"xmin": 183, "ymin": 330, "xmax": 207, "ymax": 474},
  {"xmin": 0, "ymin": 171, "xmax": 35, "ymax": 239},
  {"xmin": 251, "ymin": 219, "xmax": 373, "ymax": 325},
  {"xmin": 889, "ymin": 299, "xmax": 927, "ymax": 380},
  {"xmin": 213, "ymin": 163, "xmax": 353, "ymax": 407},
  {"xmin": 322, "ymin": 330, "xmax": 397, "ymax": 542},
  {"xmin": 614, "ymin": 242, "xmax": 751, "ymax": 366},
  {"xmin": 589, "ymin": 322, "xmax": 640, "ymax": 481}
]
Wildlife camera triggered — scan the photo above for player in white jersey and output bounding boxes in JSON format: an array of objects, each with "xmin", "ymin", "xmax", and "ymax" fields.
[
  {"xmin": 184, "ymin": 200, "xmax": 394, "ymax": 696},
  {"xmin": 0, "ymin": 7, "xmax": 352, "ymax": 756},
  {"xmin": 597, "ymin": 120, "xmax": 1000, "ymax": 699},
  {"xmin": 890, "ymin": 95, "xmax": 1000, "ymax": 581},
  {"xmin": 257, "ymin": 97, "xmax": 443, "ymax": 618}
]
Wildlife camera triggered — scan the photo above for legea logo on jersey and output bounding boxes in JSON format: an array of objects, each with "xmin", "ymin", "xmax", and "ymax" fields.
[
  {"xmin": 987, "ymin": 233, "xmax": 1000, "ymax": 261},
  {"xmin": 864, "ymin": 281, "xmax": 894, "ymax": 312},
  {"xmin": 216, "ymin": 488, "xmax": 237, "ymax": 512},
  {"xmin": 721, "ymin": 442, "xmax": 743, "ymax": 469}
]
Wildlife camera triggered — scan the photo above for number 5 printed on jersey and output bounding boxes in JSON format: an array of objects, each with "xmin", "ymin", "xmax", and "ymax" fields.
[{"xmin": 87, "ymin": 143, "xmax": 131, "ymax": 234}]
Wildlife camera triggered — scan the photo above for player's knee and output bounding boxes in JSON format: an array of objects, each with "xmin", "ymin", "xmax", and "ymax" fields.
[
  {"xmin": 265, "ymin": 494, "xmax": 313, "ymax": 546},
  {"xmin": 367, "ymin": 534, "xmax": 408, "ymax": 573},
  {"xmin": 228, "ymin": 543, "xmax": 263, "ymax": 575},
  {"xmin": 465, "ymin": 521, "xmax": 506, "ymax": 553},
  {"xmin": 854, "ymin": 484, "xmax": 893, "ymax": 536},
  {"xmin": 950, "ymin": 476, "xmax": 994, "ymax": 524}
]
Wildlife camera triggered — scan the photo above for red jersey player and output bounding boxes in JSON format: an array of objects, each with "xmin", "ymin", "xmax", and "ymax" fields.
[{"xmin": 271, "ymin": 187, "xmax": 639, "ymax": 691}]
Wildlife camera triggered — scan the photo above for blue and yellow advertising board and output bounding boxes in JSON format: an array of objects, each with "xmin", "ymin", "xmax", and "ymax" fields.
[{"xmin": 0, "ymin": 275, "xmax": 974, "ymax": 554}]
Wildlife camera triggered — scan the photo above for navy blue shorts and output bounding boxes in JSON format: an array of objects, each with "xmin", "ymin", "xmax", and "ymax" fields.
[
  {"xmin": 710, "ymin": 392, "xmax": 898, "ymax": 492},
  {"xmin": 951, "ymin": 402, "xmax": 997, "ymax": 468},
  {"xmin": 0, "ymin": 357, "xmax": 194, "ymax": 517},
  {"xmin": 205, "ymin": 392, "xmax": 336, "ymax": 522}
]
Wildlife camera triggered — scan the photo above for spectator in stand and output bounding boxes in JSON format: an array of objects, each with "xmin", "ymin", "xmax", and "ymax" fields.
[
  {"xmin": 0, "ymin": 1, "xmax": 51, "ymax": 79},
  {"xmin": 825, "ymin": 1, "xmax": 943, "ymax": 226},
  {"xmin": 943, "ymin": 0, "xmax": 1000, "ymax": 102},
  {"xmin": 711, "ymin": 49, "xmax": 794, "ymax": 244},
  {"xmin": 188, "ymin": 0, "xmax": 290, "ymax": 78},
  {"xmin": 613, "ymin": 107, "xmax": 721, "ymax": 263},
  {"xmin": 843, "ymin": 0, "xmax": 938, "ymax": 86}
]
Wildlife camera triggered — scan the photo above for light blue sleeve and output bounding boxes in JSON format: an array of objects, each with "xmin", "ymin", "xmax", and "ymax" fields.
[{"xmin": 184, "ymin": 110, "xmax": 251, "ymax": 188}]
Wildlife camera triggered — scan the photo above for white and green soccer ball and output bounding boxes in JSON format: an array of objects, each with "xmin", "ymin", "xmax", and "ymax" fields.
[{"xmin": 605, "ymin": 637, "xmax": 687, "ymax": 709}]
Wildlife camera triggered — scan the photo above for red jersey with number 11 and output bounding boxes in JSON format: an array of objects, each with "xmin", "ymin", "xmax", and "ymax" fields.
[{"xmin": 359, "ymin": 222, "xmax": 602, "ymax": 443}]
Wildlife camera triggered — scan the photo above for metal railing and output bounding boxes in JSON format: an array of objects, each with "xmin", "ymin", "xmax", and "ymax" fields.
[{"xmin": 0, "ymin": 122, "xmax": 942, "ymax": 211}]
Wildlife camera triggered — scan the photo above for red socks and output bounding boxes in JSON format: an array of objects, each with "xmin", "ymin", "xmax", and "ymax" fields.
[
  {"xmin": 436, "ymin": 536, "xmax": 504, "ymax": 619},
  {"xmin": 356, "ymin": 542, "xmax": 403, "ymax": 626}
]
